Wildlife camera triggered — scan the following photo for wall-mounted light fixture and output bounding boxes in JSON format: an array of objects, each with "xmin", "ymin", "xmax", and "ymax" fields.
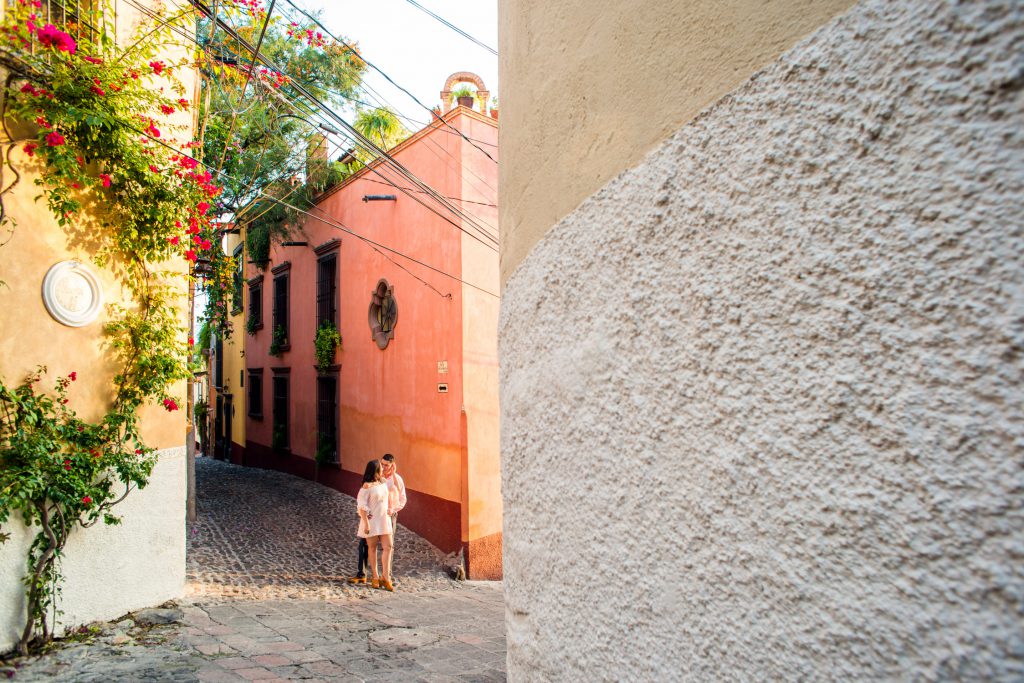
[{"xmin": 362, "ymin": 195, "xmax": 397, "ymax": 202}]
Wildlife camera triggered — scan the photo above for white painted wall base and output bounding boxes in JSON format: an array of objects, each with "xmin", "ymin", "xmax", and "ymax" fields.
[{"xmin": 0, "ymin": 446, "xmax": 186, "ymax": 653}]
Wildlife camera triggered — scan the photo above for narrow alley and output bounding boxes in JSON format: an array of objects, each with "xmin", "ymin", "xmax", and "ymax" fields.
[{"xmin": 6, "ymin": 458, "xmax": 507, "ymax": 682}]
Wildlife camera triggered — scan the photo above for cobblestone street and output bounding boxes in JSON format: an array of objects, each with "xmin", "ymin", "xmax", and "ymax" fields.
[{"xmin": 4, "ymin": 458, "xmax": 507, "ymax": 682}]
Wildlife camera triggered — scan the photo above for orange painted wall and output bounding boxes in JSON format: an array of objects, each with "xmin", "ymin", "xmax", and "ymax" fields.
[{"xmin": 245, "ymin": 109, "xmax": 500, "ymax": 562}]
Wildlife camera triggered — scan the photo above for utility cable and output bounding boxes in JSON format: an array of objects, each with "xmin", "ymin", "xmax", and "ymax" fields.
[
  {"xmin": 280, "ymin": 0, "xmax": 498, "ymax": 166},
  {"xmin": 190, "ymin": 0, "xmax": 499, "ymax": 247},
  {"xmin": 132, "ymin": 123, "xmax": 500, "ymax": 299},
  {"xmin": 401, "ymin": 0, "xmax": 497, "ymax": 56}
]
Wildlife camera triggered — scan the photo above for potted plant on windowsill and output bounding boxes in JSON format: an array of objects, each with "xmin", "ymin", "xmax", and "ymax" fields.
[
  {"xmin": 489, "ymin": 95, "xmax": 499, "ymax": 120},
  {"xmin": 451, "ymin": 85, "xmax": 477, "ymax": 110},
  {"xmin": 272, "ymin": 423, "xmax": 288, "ymax": 453},
  {"xmin": 314, "ymin": 322, "xmax": 342, "ymax": 372},
  {"xmin": 269, "ymin": 325, "xmax": 288, "ymax": 357}
]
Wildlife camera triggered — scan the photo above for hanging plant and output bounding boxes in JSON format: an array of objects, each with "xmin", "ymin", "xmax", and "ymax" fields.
[
  {"xmin": 314, "ymin": 322, "xmax": 341, "ymax": 372},
  {"xmin": 0, "ymin": 0, "xmax": 224, "ymax": 655}
]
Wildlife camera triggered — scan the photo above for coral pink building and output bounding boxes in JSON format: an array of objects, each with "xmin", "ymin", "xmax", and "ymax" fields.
[{"xmin": 242, "ymin": 101, "xmax": 501, "ymax": 578}]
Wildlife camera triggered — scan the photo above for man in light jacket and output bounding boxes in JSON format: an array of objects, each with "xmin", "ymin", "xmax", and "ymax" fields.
[{"xmin": 382, "ymin": 453, "xmax": 407, "ymax": 547}]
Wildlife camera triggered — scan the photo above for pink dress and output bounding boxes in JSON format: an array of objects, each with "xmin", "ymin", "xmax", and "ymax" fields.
[{"xmin": 356, "ymin": 482, "xmax": 392, "ymax": 538}]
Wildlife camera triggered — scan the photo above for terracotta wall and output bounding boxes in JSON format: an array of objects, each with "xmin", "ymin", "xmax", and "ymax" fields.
[{"xmin": 246, "ymin": 109, "xmax": 501, "ymax": 563}]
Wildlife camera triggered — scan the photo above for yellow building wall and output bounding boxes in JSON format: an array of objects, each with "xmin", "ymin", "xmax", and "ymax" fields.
[
  {"xmin": 221, "ymin": 232, "xmax": 247, "ymax": 450},
  {"xmin": 498, "ymin": 0, "xmax": 856, "ymax": 285}
]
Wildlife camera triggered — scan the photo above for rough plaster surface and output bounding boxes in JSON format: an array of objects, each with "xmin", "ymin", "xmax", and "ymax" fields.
[
  {"xmin": 1, "ymin": 447, "xmax": 186, "ymax": 653},
  {"xmin": 497, "ymin": 0, "xmax": 855, "ymax": 284},
  {"xmin": 500, "ymin": 1, "xmax": 1024, "ymax": 680}
]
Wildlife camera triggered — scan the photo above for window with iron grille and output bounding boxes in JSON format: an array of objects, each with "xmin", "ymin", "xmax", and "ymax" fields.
[
  {"xmin": 273, "ymin": 273, "xmax": 289, "ymax": 344},
  {"xmin": 247, "ymin": 370, "xmax": 262, "ymax": 418},
  {"xmin": 316, "ymin": 376, "xmax": 338, "ymax": 464},
  {"xmin": 272, "ymin": 374, "xmax": 289, "ymax": 451},
  {"xmin": 248, "ymin": 279, "xmax": 263, "ymax": 330},
  {"xmin": 316, "ymin": 254, "xmax": 338, "ymax": 330}
]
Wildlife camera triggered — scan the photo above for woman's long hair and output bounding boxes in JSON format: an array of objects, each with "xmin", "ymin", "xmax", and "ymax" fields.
[{"xmin": 362, "ymin": 459, "xmax": 383, "ymax": 484}]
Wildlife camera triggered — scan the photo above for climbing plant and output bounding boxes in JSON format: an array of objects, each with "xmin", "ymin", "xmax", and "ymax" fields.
[{"xmin": 0, "ymin": 0, "xmax": 222, "ymax": 655}]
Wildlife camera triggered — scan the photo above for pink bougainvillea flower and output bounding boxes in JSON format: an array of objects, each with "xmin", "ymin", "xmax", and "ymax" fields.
[
  {"xmin": 185, "ymin": 249, "xmax": 197, "ymax": 263},
  {"xmin": 35, "ymin": 116, "xmax": 51, "ymax": 128},
  {"xmin": 135, "ymin": 448, "xmax": 143, "ymax": 455},
  {"xmin": 162, "ymin": 398, "xmax": 179, "ymax": 411},
  {"xmin": 81, "ymin": 496, "xmax": 92, "ymax": 505},
  {"xmin": 178, "ymin": 98, "xmax": 189, "ymax": 110},
  {"xmin": 149, "ymin": 164, "xmax": 160, "ymax": 173},
  {"xmin": 70, "ymin": 182, "xmax": 80, "ymax": 189},
  {"xmin": 200, "ymin": 238, "xmax": 212, "ymax": 250},
  {"xmin": 45, "ymin": 131, "xmax": 65, "ymax": 147},
  {"xmin": 63, "ymin": 459, "xmax": 71, "ymax": 471},
  {"xmin": 196, "ymin": 201, "xmax": 210, "ymax": 214},
  {"xmin": 81, "ymin": 54, "xmax": 102, "ymax": 64},
  {"xmin": 90, "ymin": 84, "xmax": 105, "ymax": 96},
  {"xmin": 168, "ymin": 235, "xmax": 180, "ymax": 245},
  {"xmin": 89, "ymin": 449, "xmax": 99, "ymax": 457},
  {"xmin": 69, "ymin": 371, "xmax": 77, "ymax": 381},
  {"xmin": 37, "ymin": 24, "xmax": 76, "ymax": 54},
  {"xmin": 188, "ymin": 336, "xmax": 195, "ymax": 347},
  {"xmin": 20, "ymin": 82, "xmax": 38, "ymax": 95},
  {"xmin": 148, "ymin": 60, "xmax": 165, "ymax": 75},
  {"xmin": 160, "ymin": 104, "xmax": 175, "ymax": 115},
  {"xmin": 23, "ymin": 142, "xmax": 37, "ymax": 156},
  {"xmin": 99, "ymin": 173, "xmax": 111, "ymax": 188}
]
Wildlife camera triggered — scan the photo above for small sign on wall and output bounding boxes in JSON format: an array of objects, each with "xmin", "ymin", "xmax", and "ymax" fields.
[{"xmin": 437, "ymin": 360, "xmax": 448, "ymax": 374}]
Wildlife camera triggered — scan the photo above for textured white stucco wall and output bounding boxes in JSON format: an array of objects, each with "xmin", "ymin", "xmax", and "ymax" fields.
[
  {"xmin": 500, "ymin": 1, "xmax": 1024, "ymax": 680},
  {"xmin": 0, "ymin": 447, "xmax": 186, "ymax": 653}
]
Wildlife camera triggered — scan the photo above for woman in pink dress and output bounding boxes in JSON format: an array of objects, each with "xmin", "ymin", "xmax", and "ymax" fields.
[{"xmin": 356, "ymin": 459, "xmax": 394, "ymax": 591}]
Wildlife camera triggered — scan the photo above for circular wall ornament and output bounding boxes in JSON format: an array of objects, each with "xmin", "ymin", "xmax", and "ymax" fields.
[{"xmin": 42, "ymin": 260, "xmax": 103, "ymax": 327}]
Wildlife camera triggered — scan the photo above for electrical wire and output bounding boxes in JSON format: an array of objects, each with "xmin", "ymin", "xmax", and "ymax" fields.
[
  {"xmin": 280, "ymin": 0, "xmax": 498, "ymax": 166},
  {"xmin": 130, "ymin": 122, "xmax": 500, "ymax": 299},
  {"xmin": 400, "ymin": 0, "xmax": 497, "ymax": 56},
  {"xmin": 188, "ymin": 0, "xmax": 499, "ymax": 248}
]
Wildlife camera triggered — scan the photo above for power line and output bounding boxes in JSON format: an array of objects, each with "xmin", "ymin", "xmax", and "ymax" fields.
[
  {"xmin": 280, "ymin": 0, "xmax": 499, "ymax": 166},
  {"xmin": 130, "ymin": 120, "xmax": 500, "ymax": 299},
  {"xmin": 400, "ymin": 0, "xmax": 497, "ymax": 56},
  {"xmin": 189, "ymin": 0, "xmax": 500, "ymax": 249},
  {"xmin": 158, "ymin": 0, "xmax": 498, "ymax": 249}
]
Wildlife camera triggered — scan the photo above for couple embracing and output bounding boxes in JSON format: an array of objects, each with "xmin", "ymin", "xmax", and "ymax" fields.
[{"xmin": 350, "ymin": 453, "xmax": 406, "ymax": 591}]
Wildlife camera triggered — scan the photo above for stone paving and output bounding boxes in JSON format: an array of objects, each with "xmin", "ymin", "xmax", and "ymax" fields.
[{"xmin": 2, "ymin": 457, "xmax": 507, "ymax": 682}]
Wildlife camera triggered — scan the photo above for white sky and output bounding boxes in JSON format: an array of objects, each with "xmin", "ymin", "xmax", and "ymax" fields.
[{"xmin": 292, "ymin": 0, "xmax": 498, "ymax": 131}]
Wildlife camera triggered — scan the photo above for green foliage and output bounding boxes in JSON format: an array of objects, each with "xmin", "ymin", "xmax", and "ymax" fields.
[
  {"xmin": 197, "ymin": 3, "xmax": 366, "ymax": 238},
  {"xmin": 0, "ymin": 0, "xmax": 213, "ymax": 655},
  {"xmin": 197, "ymin": 320, "xmax": 212, "ymax": 356},
  {"xmin": 269, "ymin": 324, "xmax": 288, "ymax": 357},
  {"xmin": 271, "ymin": 422, "xmax": 287, "ymax": 451},
  {"xmin": 314, "ymin": 322, "xmax": 342, "ymax": 372},
  {"xmin": 450, "ymin": 85, "xmax": 476, "ymax": 100},
  {"xmin": 314, "ymin": 432, "xmax": 335, "ymax": 467},
  {"xmin": 0, "ymin": 368, "xmax": 157, "ymax": 652},
  {"xmin": 195, "ymin": 398, "xmax": 208, "ymax": 449},
  {"xmin": 353, "ymin": 107, "xmax": 409, "ymax": 153},
  {"xmin": 246, "ymin": 314, "xmax": 259, "ymax": 336},
  {"xmin": 245, "ymin": 222, "xmax": 271, "ymax": 269}
]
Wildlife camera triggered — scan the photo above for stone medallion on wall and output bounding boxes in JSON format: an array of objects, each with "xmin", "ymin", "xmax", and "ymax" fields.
[
  {"xmin": 42, "ymin": 260, "xmax": 103, "ymax": 327},
  {"xmin": 368, "ymin": 279, "xmax": 397, "ymax": 349}
]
